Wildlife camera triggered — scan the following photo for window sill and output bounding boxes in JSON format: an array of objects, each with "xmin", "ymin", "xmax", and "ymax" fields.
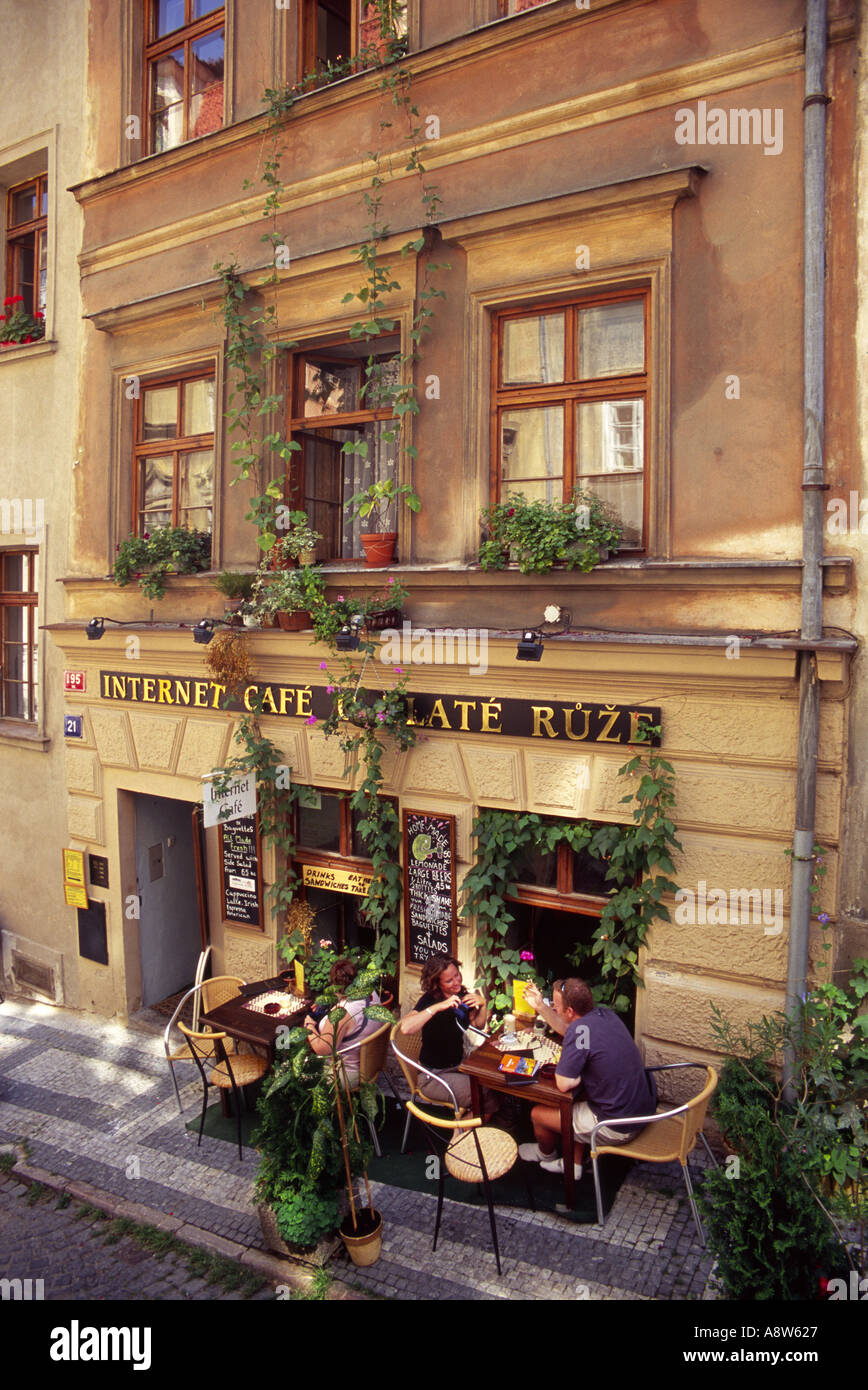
[
  {"xmin": 0, "ymin": 721, "xmax": 49, "ymax": 750},
  {"xmin": 0, "ymin": 338, "xmax": 57, "ymax": 364}
]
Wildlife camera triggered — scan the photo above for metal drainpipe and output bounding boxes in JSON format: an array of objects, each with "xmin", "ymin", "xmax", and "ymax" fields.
[{"xmin": 783, "ymin": 0, "xmax": 829, "ymax": 1094}]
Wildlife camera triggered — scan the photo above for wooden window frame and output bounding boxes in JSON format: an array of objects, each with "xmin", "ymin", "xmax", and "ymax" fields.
[
  {"xmin": 132, "ymin": 365, "xmax": 215, "ymax": 534},
  {"xmin": 506, "ymin": 842, "xmax": 607, "ymax": 920},
  {"xmin": 294, "ymin": 788, "xmax": 397, "ymax": 871},
  {"xmin": 491, "ymin": 286, "xmax": 650, "ymax": 550},
  {"xmin": 297, "ymin": 1, "xmax": 406, "ymax": 80},
  {"xmin": 5, "ymin": 174, "xmax": 47, "ymax": 319},
  {"xmin": 0, "ymin": 550, "xmax": 38, "ymax": 723},
  {"xmin": 286, "ymin": 337, "xmax": 401, "ymax": 562},
  {"xmin": 143, "ymin": 0, "xmax": 226, "ymax": 154},
  {"xmin": 497, "ymin": 0, "xmax": 559, "ymax": 15}
]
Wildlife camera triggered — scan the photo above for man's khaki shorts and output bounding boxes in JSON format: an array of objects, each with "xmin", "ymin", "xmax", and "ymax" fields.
[{"xmin": 572, "ymin": 1100, "xmax": 640, "ymax": 1146}]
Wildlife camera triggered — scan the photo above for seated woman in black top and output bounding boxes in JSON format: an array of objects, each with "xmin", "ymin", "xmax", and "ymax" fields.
[{"xmin": 399, "ymin": 953, "xmax": 487, "ymax": 1110}]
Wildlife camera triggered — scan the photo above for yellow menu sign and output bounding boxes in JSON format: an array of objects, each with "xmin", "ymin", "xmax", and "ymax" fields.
[
  {"xmin": 301, "ymin": 864, "xmax": 373, "ymax": 896},
  {"xmin": 64, "ymin": 883, "xmax": 89, "ymax": 909}
]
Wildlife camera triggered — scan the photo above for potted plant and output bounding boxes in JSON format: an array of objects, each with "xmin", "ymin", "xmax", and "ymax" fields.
[
  {"xmin": 251, "ymin": 563, "xmax": 326, "ymax": 630},
  {"xmin": 252, "ymin": 965, "xmax": 391, "ymax": 1265},
  {"xmin": 345, "ymin": 479, "xmax": 421, "ymax": 567},
  {"xmin": 268, "ymin": 512, "xmax": 323, "ymax": 569},
  {"xmin": 113, "ymin": 526, "xmax": 212, "ymax": 599},
  {"xmin": 0, "ymin": 296, "xmax": 45, "ymax": 346},
  {"xmin": 362, "ymin": 575, "xmax": 409, "ymax": 632},
  {"xmin": 214, "ymin": 570, "xmax": 256, "ymax": 624},
  {"xmin": 478, "ymin": 489, "xmax": 622, "ymax": 575}
]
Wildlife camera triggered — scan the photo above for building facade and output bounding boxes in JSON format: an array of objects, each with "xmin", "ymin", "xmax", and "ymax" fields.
[
  {"xmin": 19, "ymin": 0, "xmax": 864, "ymax": 1075},
  {"xmin": 0, "ymin": 0, "xmax": 87, "ymax": 1007}
]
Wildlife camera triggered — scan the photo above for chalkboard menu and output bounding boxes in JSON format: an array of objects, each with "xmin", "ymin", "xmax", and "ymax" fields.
[
  {"xmin": 403, "ymin": 811, "xmax": 457, "ymax": 968},
  {"xmin": 220, "ymin": 816, "xmax": 262, "ymax": 927}
]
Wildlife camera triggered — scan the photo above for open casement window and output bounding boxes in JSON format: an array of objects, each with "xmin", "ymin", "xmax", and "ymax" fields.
[
  {"xmin": 5, "ymin": 175, "xmax": 47, "ymax": 318},
  {"xmin": 145, "ymin": 0, "xmax": 225, "ymax": 153},
  {"xmin": 132, "ymin": 369, "xmax": 215, "ymax": 534},
  {"xmin": 0, "ymin": 551, "xmax": 38, "ymax": 722},
  {"xmin": 298, "ymin": 0, "xmax": 407, "ymax": 78},
  {"xmin": 504, "ymin": 834, "xmax": 611, "ymax": 983},
  {"xmin": 293, "ymin": 789, "xmax": 397, "ymax": 955},
  {"xmin": 287, "ymin": 336, "xmax": 402, "ymax": 562},
  {"xmin": 492, "ymin": 290, "xmax": 649, "ymax": 547}
]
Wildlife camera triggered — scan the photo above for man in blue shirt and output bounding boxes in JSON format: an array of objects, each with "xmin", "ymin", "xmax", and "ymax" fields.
[{"xmin": 518, "ymin": 977, "xmax": 655, "ymax": 1178}]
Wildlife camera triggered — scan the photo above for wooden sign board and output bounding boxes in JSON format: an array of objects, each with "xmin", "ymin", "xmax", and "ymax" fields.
[
  {"xmin": 301, "ymin": 863, "xmax": 373, "ymax": 896},
  {"xmin": 403, "ymin": 811, "xmax": 457, "ymax": 969},
  {"xmin": 219, "ymin": 815, "xmax": 262, "ymax": 928}
]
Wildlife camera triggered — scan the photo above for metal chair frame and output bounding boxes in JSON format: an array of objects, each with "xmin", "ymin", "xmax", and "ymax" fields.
[
  {"xmin": 162, "ymin": 946, "xmax": 215, "ymax": 1114},
  {"xmin": 390, "ymin": 1024, "xmax": 468, "ymax": 1153},
  {"xmin": 178, "ymin": 1021, "xmax": 266, "ymax": 1162},
  {"xmin": 590, "ymin": 1062, "xmax": 719, "ymax": 1244},
  {"xmin": 403, "ymin": 1072, "xmax": 524, "ymax": 1277},
  {"xmin": 336, "ymin": 1017, "xmax": 392, "ymax": 1157}
]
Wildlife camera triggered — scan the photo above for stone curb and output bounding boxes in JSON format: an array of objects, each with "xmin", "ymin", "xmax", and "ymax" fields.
[{"xmin": 5, "ymin": 1149, "xmax": 369, "ymax": 1301}]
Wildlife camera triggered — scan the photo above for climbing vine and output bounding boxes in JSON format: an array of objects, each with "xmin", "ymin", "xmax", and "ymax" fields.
[
  {"xmin": 207, "ymin": 11, "xmax": 445, "ymax": 975},
  {"xmin": 460, "ymin": 728, "xmax": 681, "ymax": 1014}
]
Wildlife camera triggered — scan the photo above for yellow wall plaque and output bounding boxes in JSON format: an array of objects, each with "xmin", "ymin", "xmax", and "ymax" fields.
[
  {"xmin": 64, "ymin": 883, "xmax": 89, "ymax": 909},
  {"xmin": 62, "ymin": 849, "xmax": 86, "ymax": 886}
]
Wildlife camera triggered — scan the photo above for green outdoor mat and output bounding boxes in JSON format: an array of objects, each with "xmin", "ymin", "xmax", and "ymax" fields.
[{"xmin": 188, "ymin": 1093, "xmax": 630, "ymax": 1223}]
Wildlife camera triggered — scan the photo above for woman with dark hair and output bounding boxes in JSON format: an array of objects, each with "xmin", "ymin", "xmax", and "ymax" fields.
[
  {"xmin": 399, "ymin": 953, "xmax": 488, "ymax": 1110},
  {"xmin": 304, "ymin": 957, "xmax": 381, "ymax": 1087}
]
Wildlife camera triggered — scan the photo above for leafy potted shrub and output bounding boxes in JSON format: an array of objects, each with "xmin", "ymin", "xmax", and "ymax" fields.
[
  {"xmin": 252, "ymin": 965, "xmax": 391, "ymax": 1265},
  {"xmin": 113, "ymin": 526, "xmax": 212, "ymax": 600},
  {"xmin": 214, "ymin": 570, "xmax": 256, "ymax": 624},
  {"xmin": 345, "ymin": 479, "xmax": 420, "ymax": 567},
  {"xmin": 478, "ymin": 489, "xmax": 622, "ymax": 575},
  {"xmin": 268, "ymin": 512, "xmax": 323, "ymax": 569},
  {"xmin": 1, "ymin": 296, "xmax": 45, "ymax": 346},
  {"xmin": 362, "ymin": 575, "xmax": 409, "ymax": 632},
  {"xmin": 251, "ymin": 564, "xmax": 326, "ymax": 631}
]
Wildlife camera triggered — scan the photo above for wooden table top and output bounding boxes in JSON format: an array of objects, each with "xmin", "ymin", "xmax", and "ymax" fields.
[
  {"xmin": 459, "ymin": 1036, "xmax": 572, "ymax": 1109},
  {"xmin": 201, "ymin": 982, "xmax": 311, "ymax": 1055}
]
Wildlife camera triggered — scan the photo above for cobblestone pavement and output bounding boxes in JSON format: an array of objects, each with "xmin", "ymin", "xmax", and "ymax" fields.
[
  {"xmin": 0, "ymin": 996, "xmax": 717, "ymax": 1303},
  {"xmin": 0, "ymin": 1172, "xmax": 274, "ymax": 1301}
]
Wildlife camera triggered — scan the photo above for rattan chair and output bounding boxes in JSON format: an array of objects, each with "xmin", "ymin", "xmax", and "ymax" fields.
[
  {"xmin": 390, "ymin": 1023, "xmax": 468, "ymax": 1152},
  {"xmin": 590, "ymin": 1062, "xmax": 719, "ymax": 1244},
  {"xmin": 404, "ymin": 1071, "xmax": 519, "ymax": 1276},
  {"xmin": 199, "ymin": 974, "xmax": 246, "ymax": 1012},
  {"xmin": 337, "ymin": 1018, "xmax": 392, "ymax": 1157},
  {"xmin": 178, "ymin": 1022, "xmax": 269, "ymax": 1161},
  {"xmin": 162, "ymin": 947, "xmax": 215, "ymax": 1114}
]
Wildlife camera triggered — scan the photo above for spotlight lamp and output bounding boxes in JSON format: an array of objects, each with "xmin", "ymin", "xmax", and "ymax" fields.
[
  {"xmin": 193, "ymin": 619, "xmax": 216, "ymax": 645},
  {"xmin": 516, "ymin": 630, "xmax": 544, "ymax": 662},
  {"xmin": 86, "ymin": 617, "xmax": 106, "ymax": 641},
  {"xmin": 336, "ymin": 615, "xmax": 364, "ymax": 652}
]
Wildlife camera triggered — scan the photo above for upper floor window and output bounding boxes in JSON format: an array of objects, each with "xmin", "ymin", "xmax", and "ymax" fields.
[
  {"xmin": 287, "ymin": 336, "xmax": 401, "ymax": 561},
  {"xmin": 133, "ymin": 368, "xmax": 215, "ymax": 534},
  {"xmin": 4, "ymin": 175, "xmax": 47, "ymax": 334},
  {"xmin": 498, "ymin": 0, "xmax": 559, "ymax": 14},
  {"xmin": 493, "ymin": 291, "xmax": 648, "ymax": 546},
  {"xmin": 299, "ymin": 1, "xmax": 407, "ymax": 79},
  {"xmin": 145, "ymin": 0, "xmax": 225, "ymax": 153},
  {"xmin": 0, "ymin": 550, "xmax": 38, "ymax": 722}
]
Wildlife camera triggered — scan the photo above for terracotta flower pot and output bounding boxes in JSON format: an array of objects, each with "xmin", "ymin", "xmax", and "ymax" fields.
[
  {"xmin": 360, "ymin": 532, "xmax": 397, "ymax": 568},
  {"xmin": 276, "ymin": 609, "xmax": 311, "ymax": 631},
  {"xmin": 339, "ymin": 1208, "xmax": 383, "ymax": 1266}
]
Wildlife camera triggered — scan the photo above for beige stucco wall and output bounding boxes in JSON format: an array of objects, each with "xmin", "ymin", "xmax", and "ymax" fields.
[{"xmin": 0, "ymin": 0, "xmax": 86, "ymax": 1006}]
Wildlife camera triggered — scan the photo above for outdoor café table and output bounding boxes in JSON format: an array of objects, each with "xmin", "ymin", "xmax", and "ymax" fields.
[
  {"xmin": 459, "ymin": 1036, "xmax": 578, "ymax": 1209},
  {"xmin": 200, "ymin": 979, "xmax": 311, "ymax": 1067}
]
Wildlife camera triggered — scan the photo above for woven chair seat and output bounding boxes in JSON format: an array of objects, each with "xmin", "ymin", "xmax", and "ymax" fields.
[
  {"xmin": 446, "ymin": 1127, "xmax": 517, "ymax": 1184},
  {"xmin": 593, "ymin": 1115, "xmax": 688, "ymax": 1163},
  {"xmin": 209, "ymin": 1054, "xmax": 268, "ymax": 1089}
]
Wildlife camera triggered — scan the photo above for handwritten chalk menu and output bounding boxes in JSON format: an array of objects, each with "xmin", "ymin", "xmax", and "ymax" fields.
[
  {"xmin": 220, "ymin": 816, "xmax": 262, "ymax": 927},
  {"xmin": 403, "ymin": 812, "xmax": 457, "ymax": 968}
]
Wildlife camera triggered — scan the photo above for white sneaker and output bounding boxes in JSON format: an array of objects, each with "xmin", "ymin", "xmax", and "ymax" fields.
[
  {"xmin": 539, "ymin": 1155, "xmax": 583, "ymax": 1179},
  {"xmin": 518, "ymin": 1141, "xmax": 553, "ymax": 1163}
]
